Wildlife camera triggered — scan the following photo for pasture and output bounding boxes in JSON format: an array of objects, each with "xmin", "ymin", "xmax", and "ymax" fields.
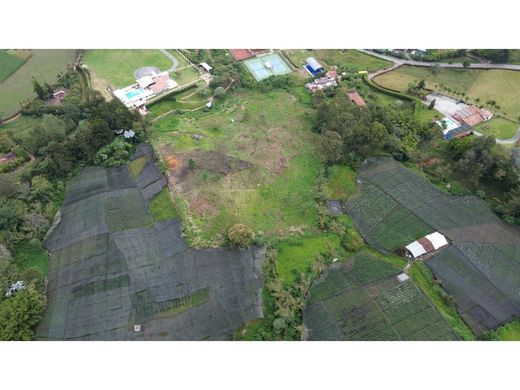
[
  {"xmin": 151, "ymin": 90, "xmax": 324, "ymax": 246},
  {"xmin": 284, "ymin": 49, "xmax": 391, "ymax": 71},
  {"xmin": 0, "ymin": 49, "xmax": 76, "ymax": 118},
  {"xmin": 304, "ymin": 252, "xmax": 457, "ymax": 340},
  {"xmin": 0, "ymin": 50, "xmax": 28, "ymax": 82},
  {"xmin": 374, "ymin": 65, "xmax": 520, "ymax": 119}
]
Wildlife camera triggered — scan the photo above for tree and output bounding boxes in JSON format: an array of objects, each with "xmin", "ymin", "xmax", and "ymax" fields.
[
  {"xmin": 30, "ymin": 175, "xmax": 54, "ymax": 203},
  {"xmin": 32, "ymin": 78, "xmax": 50, "ymax": 100},
  {"xmin": 214, "ymin": 86, "xmax": 226, "ymax": 99},
  {"xmin": 0, "ymin": 289, "xmax": 44, "ymax": 341},
  {"xmin": 417, "ymin": 79, "xmax": 425, "ymax": 89},
  {"xmin": 431, "ymin": 63, "xmax": 441, "ymax": 74},
  {"xmin": 321, "ymin": 131, "xmax": 343, "ymax": 164},
  {"xmin": 227, "ymin": 224, "xmax": 255, "ymax": 247},
  {"xmin": 463, "ymin": 59, "xmax": 471, "ymax": 68},
  {"xmin": 428, "ymin": 99, "xmax": 436, "ymax": 110}
]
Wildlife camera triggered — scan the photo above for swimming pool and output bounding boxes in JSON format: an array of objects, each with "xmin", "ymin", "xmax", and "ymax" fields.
[
  {"xmin": 125, "ymin": 88, "xmax": 145, "ymax": 100},
  {"xmin": 437, "ymin": 117, "xmax": 460, "ymax": 133}
]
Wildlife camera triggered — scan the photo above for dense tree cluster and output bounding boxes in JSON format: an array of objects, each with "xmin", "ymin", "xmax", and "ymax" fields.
[
  {"xmin": 472, "ymin": 49, "xmax": 511, "ymax": 63},
  {"xmin": 314, "ymin": 93, "xmax": 435, "ymax": 167}
]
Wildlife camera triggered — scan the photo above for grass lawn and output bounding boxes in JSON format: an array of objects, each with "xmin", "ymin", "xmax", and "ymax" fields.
[
  {"xmin": 0, "ymin": 49, "xmax": 76, "ymax": 118},
  {"xmin": 151, "ymin": 90, "xmax": 323, "ymax": 246},
  {"xmin": 148, "ymin": 84, "xmax": 206, "ymax": 117},
  {"xmin": 149, "ymin": 187, "xmax": 177, "ymax": 222},
  {"xmin": 325, "ymin": 165, "xmax": 356, "ymax": 200},
  {"xmin": 14, "ymin": 239, "xmax": 48, "ymax": 275},
  {"xmin": 284, "ymin": 49, "xmax": 391, "ymax": 72},
  {"xmin": 83, "ymin": 49, "xmax": 173, "ymax": 88},
  {"xmin": 0, "ymin": 50, "xmax": 27, "ymax": 82},
  {"xmin": 476, "ymin": 117, "xmax": 518, "ymax": 139},
  {"xmin": 374, "ymin": 65, "xmax": 520, "ymax": 119},
  {"xmin": 275, "ymin": 233, "xmax": 343, "ymax": 284}
]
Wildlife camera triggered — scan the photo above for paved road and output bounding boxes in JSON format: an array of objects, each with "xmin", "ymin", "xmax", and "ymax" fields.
[
  {"xmin": 159, "ymin": 49, "xmax": 179, "ymax": 73},
  {"xmin": 496, "ymin": 128, "xmax": 520, "ymax": 144},
  {"xmin": 359, "ymin": 50, "xmax": 520, "ymax": 71}
]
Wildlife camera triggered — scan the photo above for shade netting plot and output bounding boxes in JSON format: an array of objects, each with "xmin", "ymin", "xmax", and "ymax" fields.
[
  {"xmin": 303, "ymin": 253, "xmax": 457, "ymax": 340},
  {"xmin": 428, "ymin": 246, "xmax": 519, "ymax": 335},
  {"xmin": 38, "ymin": 143, "xmax": 265, "ymax": 340},
  {"xmin": 348, "ymin": 157, "xmax": 520, "ymax": 334}
]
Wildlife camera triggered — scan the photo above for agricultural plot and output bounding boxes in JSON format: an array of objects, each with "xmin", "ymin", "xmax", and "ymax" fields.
[
  {"xmin": 37, "ymin": 143, "xmax": 264, "ymax": 340},
  {"xmin": 348, "ymin": 157, "xmax": 520, "ymax": 334},
  {"xmin": 374, "ymin": 65, "xmax": 520, "ymax": 119},
  {"xmin": 0, "ymin": 49, "xmax": 76, "ymax": 118},
  {"xmin": 304, "ymin": 253, "xmax": 457, "ymax": 340}
]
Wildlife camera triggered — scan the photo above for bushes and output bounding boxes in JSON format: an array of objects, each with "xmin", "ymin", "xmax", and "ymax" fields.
[
  {"xmin": 227, "ymin": 224, "xmax": 255, "ymax": 248},
  {"xmin": 0, "ymin": 289, "xmax": 44, "ymax": 341}
]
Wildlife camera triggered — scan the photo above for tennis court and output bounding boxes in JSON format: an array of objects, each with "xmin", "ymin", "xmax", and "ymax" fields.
[{"xmin": 243, "ymin": 53, "xmax": 292, "ymax": 81}]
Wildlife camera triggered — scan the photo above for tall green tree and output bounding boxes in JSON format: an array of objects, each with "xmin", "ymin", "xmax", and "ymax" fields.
[{"xmin": 0, "ymin": 289, "xmax": 44, "ymax": 341}]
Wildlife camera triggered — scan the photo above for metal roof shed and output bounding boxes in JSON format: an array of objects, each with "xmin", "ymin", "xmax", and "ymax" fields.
[{"xmin": 305, "ymin": 57, "xmax": 323, "ymax": 72}]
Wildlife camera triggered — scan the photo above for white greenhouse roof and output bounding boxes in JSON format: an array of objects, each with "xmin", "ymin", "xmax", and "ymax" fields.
[
  {"xmin": 425, "ymin": 232, "xmax": 448, "ymax": 250},
  {"xmin": 405, "ymin": 241, "xmax": 426, "ymax": 258}
]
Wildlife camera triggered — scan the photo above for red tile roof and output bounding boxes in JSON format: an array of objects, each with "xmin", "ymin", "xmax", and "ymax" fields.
[{"xmin": 347, "ymin": 91, "xmax": 367, "ymax": 107}]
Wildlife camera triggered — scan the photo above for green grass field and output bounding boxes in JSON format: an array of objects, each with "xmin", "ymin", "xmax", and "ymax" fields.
[
  {"xmin": 374, "ymin": 65, "xmax": 520, "ymax": 119},
  {"xmin": 284, "ymin": 49, "xmax": 391, "ymax": 72},
  {"xmin": 14, "ymin": 239, "xmax": 49, "ymax": 275},
  {"xmin": 476, "ymin": 117, "xmax": 518, "ymax": 139},
  {"xmin": 0, "ymin": 49, "xmax": 76, "ymax": 118},
  {"xmin": 148, "ymin": 84, "xmax": 206, "ymax": 116},
  {"xmin": 325, "ymin": 165, "xmax": 356, "ymax": 200},
  {"xmin": 275, "ymin": 233, "xmax": 343, "ymax": 284},
  {"xmin": 149, "ymin": 187, "xmax": 177, "ymax": 222},
  {"xmin": 83, "ymin": 49, "xmax": 173, "ymax": 88},
  {"xmin": 0, "ymin": 50, "xmax": 27, "ymax": 82},
  {"xmin": 151, "ymin": 90, "xmax": 324, "ymax": 246}
]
